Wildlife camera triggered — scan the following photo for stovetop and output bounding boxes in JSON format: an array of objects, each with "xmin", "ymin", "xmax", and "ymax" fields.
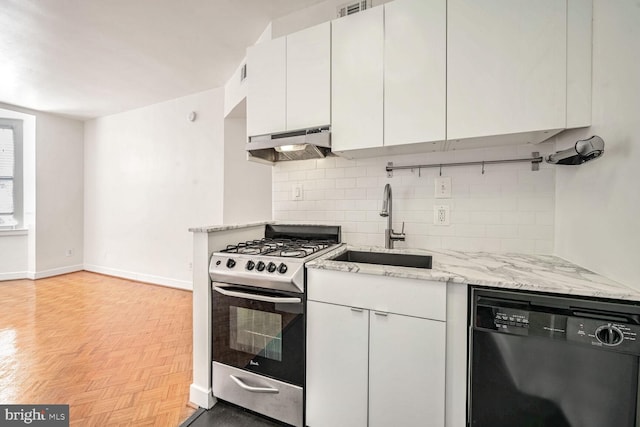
[{"xmin": 209, "ymin": 224, "xmax": 342, "ymax": 294}]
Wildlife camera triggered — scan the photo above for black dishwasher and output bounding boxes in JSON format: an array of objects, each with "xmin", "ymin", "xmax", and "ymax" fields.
[{"xmin": 469, "ymin": 287, "xmax": 640, "ymax": 427}]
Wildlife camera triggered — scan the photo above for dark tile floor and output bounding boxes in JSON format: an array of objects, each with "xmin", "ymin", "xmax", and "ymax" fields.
[{"xmin": 180, "ymin": 401, "xmax": 287, "ymax": 427}]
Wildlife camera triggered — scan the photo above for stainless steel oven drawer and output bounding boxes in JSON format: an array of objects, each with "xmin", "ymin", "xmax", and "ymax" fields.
[{"xmin": 212, "ymin": 362, "xmax": 303, "ymax": 427}]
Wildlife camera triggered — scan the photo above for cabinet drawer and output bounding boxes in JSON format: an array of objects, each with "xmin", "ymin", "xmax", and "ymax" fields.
[{"xmin": 307, "ymin": 269, "xmax": 446, "ymax": 321}]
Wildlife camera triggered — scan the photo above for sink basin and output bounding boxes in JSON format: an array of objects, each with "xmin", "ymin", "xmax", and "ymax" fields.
[{"xmin": 331, "ymin": 250, "xmax": 432, "ymax": 269}]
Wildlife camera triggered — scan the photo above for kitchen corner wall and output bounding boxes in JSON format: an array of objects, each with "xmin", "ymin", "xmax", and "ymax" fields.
[
  {"xmin": 274, "ymin": 143, "xmax": 556, "ymax": 253},
  {"xmin": 554, "ymin": 0, "xmax": 640, "ymax": 287}
]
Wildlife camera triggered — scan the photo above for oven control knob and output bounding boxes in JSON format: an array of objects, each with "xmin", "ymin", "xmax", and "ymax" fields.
[
  {"xmin": 267, "ymin": 262, "xmax": 277, "ymax": 273},
  {"xmin": 246, "ymin": 260, "xmax": 255, "ymax": 271},
  {"xmin": 256, "ymin": 261, "xmax": 266, "ymax": 272},
  {"xmin": 226, "ymin": 259, "xmax": 236, "ymax": 268},
  {"xmin": 595, "ymin": 325, "xmax": 623, "ymax": 346},
  {"xmin": 277, "ymin": 263, "xmax": 288, "ymax": 274}
]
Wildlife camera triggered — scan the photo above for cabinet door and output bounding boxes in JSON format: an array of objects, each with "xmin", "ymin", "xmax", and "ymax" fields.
[
  {"xmin": 447, "ymin": 0, "xmax": 567, "ymax": 141},
  {"xmin": 369, "ymin": 312, "xmax": 446, "ymax": 427},
  {"xmin": 306, "ymin": 302, "xmax": 368, "ymax": 427},
  {"xmin": 247, "ymin": 37, "xmax": 286, "ymax": 137},
  {"xmin": 384, "ymin": 0, "xmax": 446, "ymax": 147},
  {"xmin": 287, "ymin": 22, "xmax": 331, "ymax": 131},
  {"xmin": 331, "ymin": 6, "xmax": 384, "ymax": 153}
]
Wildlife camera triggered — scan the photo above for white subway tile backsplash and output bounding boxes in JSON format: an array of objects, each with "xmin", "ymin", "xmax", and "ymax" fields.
[
  {"xmin": 306, "ymin": 169, "xmax": 326, "ymax": 180},
  {"xmin": 325, "ymin": 168, "xmax": 345, "ymax": 179},
  {"xmin": 273, "ymin": 172, "xmax": 289, "ymax": 182},
  {"xmin": 273, "ymin": 145, "xmax": 556, "ymax": 254},
  {"xmin": 344, "ymin": 188, "xmax": 368, "ymax": 200},
  {"xmin": 500, "ymin": 239, "xmax": 536, "ymax": 254},
  {"xmin": 356, "ymin": 177, "xmax": 379, "ymax": 189},
  {"xmin": 519, "ymin": 224, "xmax": 554, "ymax": 240},
  {"xmin": 289, "ymin": 171, "xmax": 307, "ymax": 181},
  {"xmin": 535, "ymin": 211, "xmax": 555, "ymax": 225},
  {"xmin": 344, "ymin": 166, "xmax": 367, "ymax": 178},
  {"xmin": 336, "ymin": 178, "xmax": 357, "ymax": 189},
  {"xmin": 357, "ymin": 221, "xmax": 379, "ymax": 233},
  {"xmin": 316, "ymin": 157, "xmax": 336, "ymax": 169},
  {"xmin": 345, "ymin": 211, "xmax": 367, "ymax": 222},
  {"xmin": 486, "ymin": 224, "xmax": 519, "ymax": 239},
  {"xmin": 535, "ymin": 239, "xmax": 554, "ymax": 254}
]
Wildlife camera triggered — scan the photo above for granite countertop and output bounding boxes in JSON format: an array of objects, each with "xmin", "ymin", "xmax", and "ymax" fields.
[{"xmin": 307, "ymin": 245, "xmax": 640, "ymax": 302}]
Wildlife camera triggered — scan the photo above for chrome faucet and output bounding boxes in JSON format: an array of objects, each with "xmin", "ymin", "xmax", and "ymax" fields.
[{"xmin": 380, "ymin": 183, "xmax": 405, "ymax": 249}]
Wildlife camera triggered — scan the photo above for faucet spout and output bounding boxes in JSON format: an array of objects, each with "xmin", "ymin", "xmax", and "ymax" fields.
[{"xmin": 379, "ymin": 183, "xmax": 405, "ymax": 249}]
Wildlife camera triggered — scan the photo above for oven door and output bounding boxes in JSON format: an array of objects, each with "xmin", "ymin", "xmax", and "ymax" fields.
[{"xmin": 212, "ymin": 283, "xmax": 304, "ymax": 387}]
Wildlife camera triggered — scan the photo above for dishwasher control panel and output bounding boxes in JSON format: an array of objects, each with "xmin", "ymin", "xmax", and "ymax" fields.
[
  {"xmin": 566, "ymin": 317, "xmax": 640, "ymax": 353},
  {"xmin": 476, "ymin": 301, "xmax": 640, "ymax": 354}
]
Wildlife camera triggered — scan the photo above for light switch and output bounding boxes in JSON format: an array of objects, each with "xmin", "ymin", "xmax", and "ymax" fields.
[
  {"xmin": 435, "ymin": 177, "xmax": 451, "ymax": 198},
  {"xmin": 293, "ymin": 184, "xmax": 303, "ymax": 201}
]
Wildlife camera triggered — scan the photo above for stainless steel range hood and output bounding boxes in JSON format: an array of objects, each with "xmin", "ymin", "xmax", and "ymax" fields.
[{"xmin": 246, "ymin": 126, "xmax": 331, "ymax": 163}]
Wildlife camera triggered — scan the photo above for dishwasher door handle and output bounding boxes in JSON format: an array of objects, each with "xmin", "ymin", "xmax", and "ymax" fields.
[{"xmin": 230, "ymin": 375, "xmax": 280, "ymax": 394}]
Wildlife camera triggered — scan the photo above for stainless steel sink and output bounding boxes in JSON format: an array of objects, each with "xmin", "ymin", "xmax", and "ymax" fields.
[{"xmin": 331, "ymin": 250, "xmax": 432, "ymax": 269}]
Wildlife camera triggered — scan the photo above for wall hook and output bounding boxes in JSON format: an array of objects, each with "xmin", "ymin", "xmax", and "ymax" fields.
[{"xmin": 481, "ymin": 161, "xmax": 485, "ymax": 175}]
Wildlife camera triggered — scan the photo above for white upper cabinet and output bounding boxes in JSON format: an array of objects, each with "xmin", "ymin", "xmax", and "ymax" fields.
[
  {"xmin": 384, "ymin": 0, "xmax": 446, "ymax": 147},
  {"xmin": 286, "ymin": 22, "xmax": 331, "ymax": 131},
  {"xmin": 247, "ymin": 22, "xmax": 330, "ymax": 137},
  {"xmin": 246, "ymin": 37, "xmax": 286, "ymax": 137},
  {"xmin": 331, "ymin": 6, "xmax": 384, "ymax": 153},
  {"xmin": 447, "ymin": 0, "xmax": 567, "ymax": 145}
]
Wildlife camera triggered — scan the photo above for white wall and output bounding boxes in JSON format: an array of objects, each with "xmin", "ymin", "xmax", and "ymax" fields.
[
  {"xmin": 34, "ymin": 113, "xmax": 84, "ymax": 276},
  {"xmin": 223, "ymin": 115, "xmax": 272, "ymax": 224},
  {"xmin": 84, "ymin": 89, "xmax": 226, "ymax": 289},
  {"xmin": 0, "ymin": 103, "xmax": 83, "ymax": 280},
  {"xmin": 274, "ymin": 143, "xmax": 556, "ymax": 253},
  {"xmin": 555, "ymin": 0, "xmax": 640, "ymax": 287}
]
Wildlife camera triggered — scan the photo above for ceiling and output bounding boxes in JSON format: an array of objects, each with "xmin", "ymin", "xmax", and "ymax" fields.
[{"xmin": 0, "ymin": 0, "xmax": 325, "ymax": 120}]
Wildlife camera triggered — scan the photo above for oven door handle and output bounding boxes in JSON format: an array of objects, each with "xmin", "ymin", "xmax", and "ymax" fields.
[
  {"xmin": 229, "ymin": 375, "xmax": 280, "ymax": 394},
  {"xmin": 213, "ymin": 286, "xmax": 302, "ymax": 304}
]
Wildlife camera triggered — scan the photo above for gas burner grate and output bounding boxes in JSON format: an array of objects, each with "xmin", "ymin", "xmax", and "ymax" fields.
[{"xmin": 222, "ymin": 238, "xmax": 334, "ymax": 258}]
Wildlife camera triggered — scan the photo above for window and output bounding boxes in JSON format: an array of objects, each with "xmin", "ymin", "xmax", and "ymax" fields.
[{"xmin": 0, "ymin": 119, "xmax": 23, "ymax": 229}]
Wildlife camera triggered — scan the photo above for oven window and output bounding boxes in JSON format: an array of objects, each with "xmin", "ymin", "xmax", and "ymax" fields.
[{"xmin": 230, "ymin": 307, "xmax": 283, "ymax": 361}]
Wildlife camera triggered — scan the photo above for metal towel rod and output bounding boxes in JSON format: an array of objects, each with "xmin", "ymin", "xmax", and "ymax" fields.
[{"xmin": 385, "ymin": 152, "xmax": 543, "ymax": 178}]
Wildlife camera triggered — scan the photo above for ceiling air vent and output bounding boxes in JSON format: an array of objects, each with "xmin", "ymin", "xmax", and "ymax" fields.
[{"xmin": 337, "ymin": 0, "xmax": 371, "ymax": 18}]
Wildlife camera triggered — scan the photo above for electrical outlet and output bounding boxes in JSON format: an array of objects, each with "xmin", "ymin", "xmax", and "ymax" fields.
[
  {"xmin": 434, "ymin": 205, "xmax": 450, "ymax": 226},
  {"xmin": 292, "ymin": 184, "xmax": 303, "ymax": 201},
  {"xmin": 65, "ymin": 249, "xmax": 73, "ymax": 257},
  {"xmin": 188, "ymin": 262, "xmax": 193, "ymax": 271},
  {"xmin": 435, "ymin": 177, "xmax": 452, "ymax": 198}
]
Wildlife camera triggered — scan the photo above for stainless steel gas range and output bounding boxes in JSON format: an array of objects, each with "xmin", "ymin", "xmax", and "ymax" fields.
[{"xmin": 209, "ymin": 224, "xmax": 341, "ymax": 427}]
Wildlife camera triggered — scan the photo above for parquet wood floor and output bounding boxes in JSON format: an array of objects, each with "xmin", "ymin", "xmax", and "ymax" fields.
[{"xmin": 0, "ymin": 271, "xmax": 196, "ymax": 426}]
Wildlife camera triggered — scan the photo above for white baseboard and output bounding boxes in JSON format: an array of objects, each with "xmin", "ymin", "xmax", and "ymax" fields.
[
  {"xmin": 0, "ymin": 271, "xmax": 28, "ymax": 281},
  {"xmin": 1, "ymin": 265, "xmax": 84, "ymax": 281},
  {"xmin": 189, "ymin": 384, "xmax": 216, "ymax": 409},
  {"xmin": 83, "ymin": 264, "xmax": 193, "ymax": 291},
  {"xmin": 30, "ymin": 264, "xmax": 84, "ymax": 280}
]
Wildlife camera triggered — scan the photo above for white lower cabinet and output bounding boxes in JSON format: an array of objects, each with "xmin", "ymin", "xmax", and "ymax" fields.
[
  {"xmin": 306, "ymin": 298, "xmax": 445, "ymax": 427},
  {"xmin": 306, "ymin": 301, "xmax": 369, "ymax": 427},
  {"xmin": 369, "ymin": 311, "xmax": 445, "ymax": 427}
]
